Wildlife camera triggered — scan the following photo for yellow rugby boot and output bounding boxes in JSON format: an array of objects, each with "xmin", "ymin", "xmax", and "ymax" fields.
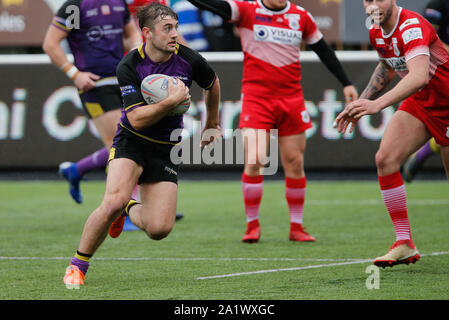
[{"xmin": 374, "ymin": 240, "xmax": 420, "ymax": 268}]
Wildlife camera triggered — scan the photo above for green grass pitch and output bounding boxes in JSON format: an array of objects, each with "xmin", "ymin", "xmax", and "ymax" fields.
[{"xmin": 0, "ymin": 179, "xmax": 448, "ymax": 300}]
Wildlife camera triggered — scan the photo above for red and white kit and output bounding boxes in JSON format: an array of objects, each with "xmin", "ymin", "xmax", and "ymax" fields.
[
  {"xmin": 227, "ymin": 0, "xmax": 322, "ymax": 135},
  {"xmin": 128, "ymin": 0, "xmax": 169, "ymax": 15},
  {"xmin": 370, "ymin": 7, "xmax": 449, "ymax": 146}
]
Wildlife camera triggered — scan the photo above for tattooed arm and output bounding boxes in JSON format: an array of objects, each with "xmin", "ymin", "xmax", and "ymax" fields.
[
  {"xmin": 333, "ymin": 61, "xmax": 395, "ymax": 133},
  {"xmin": 335, "ymin": 55, "xmax": 429, "ymax": 133},
  {"xmin": 359, "ymin": 61, "xmax": 396, "ymax": 100}
]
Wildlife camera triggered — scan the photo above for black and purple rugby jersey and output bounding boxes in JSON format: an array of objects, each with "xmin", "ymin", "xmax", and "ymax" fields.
[
  {"xmin": 52, "ymin": 0, "xmax": 130, "ymax": 79},
  {"xmin": 115, "ymin": 43, "xmax": 216, "ymax": 144}
]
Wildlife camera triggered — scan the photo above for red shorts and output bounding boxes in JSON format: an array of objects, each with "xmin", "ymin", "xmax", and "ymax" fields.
[
  {"xmin": 239, "ymin": 93, "xmax": 312, "ymax": 136},
  {"xmin": 399, "ymin": 97, "xmax": 449, "ymax": 146}
]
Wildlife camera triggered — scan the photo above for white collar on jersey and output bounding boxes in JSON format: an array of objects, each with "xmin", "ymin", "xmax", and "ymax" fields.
[
  {"xmin": 381, "ymin": 6, "xmax": 403, "ymax": 38},
  {"xmin": 257, "ymin": 0, "xmax": 291, "ymax": 15}
]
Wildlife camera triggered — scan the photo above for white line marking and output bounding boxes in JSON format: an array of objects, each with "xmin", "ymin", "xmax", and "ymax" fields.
[
  {"xmin": 197, "ymin": 259, "xmax": 372, "ymax": 280},
  {"xmin": 0, "ymin": 256, "xmax": 361, "ymax": 262},
  {"xmin": 196, "ymin": 251, "xmax": 449, "ymax": 280},
  {"xmin": 2, "ymin": 252, "xmax": 448, "ymax": 280}
]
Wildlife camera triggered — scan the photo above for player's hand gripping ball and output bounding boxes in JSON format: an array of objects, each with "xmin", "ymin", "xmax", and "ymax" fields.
[{"xmin": 141, "ymin": 74, "xmax": 190, "ymax": 116}]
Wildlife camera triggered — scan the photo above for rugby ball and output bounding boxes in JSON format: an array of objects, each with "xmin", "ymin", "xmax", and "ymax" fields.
[{"xmin": 141, "ymin": 74, "xmax": 190, "ymax": 116}]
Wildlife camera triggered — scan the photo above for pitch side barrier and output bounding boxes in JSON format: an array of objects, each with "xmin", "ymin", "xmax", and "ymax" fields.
[{"xmin": 0, "ymin": 52, "xmax": 442, "ymax": 170}]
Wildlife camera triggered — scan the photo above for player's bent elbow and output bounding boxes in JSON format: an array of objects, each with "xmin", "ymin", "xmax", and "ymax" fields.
[
  {"xmin": 420, "ymin": 76, "xmax": 430, "ymax": 88},
  {"xmin": 414, "ymin": 72, "xmax": 429, "ymax": 88},
  {"xmin": 129, "ymin": 121, "xmax": 144, "ymax": 131},
  {"xmin": 42, "ymin": 40, "xmax": 52, "ymax": 55},
  {"xmin": 205, "ymin": 76, "xmax": 220, "ymax": 94},
  {"xmin": 127, "ymin": 111, "xmax": 155, "ymax": 130},
  {"xmin": 42, "ymin": 34, "xmax": 58, "ymax": 55},
  {"xmin": 212, "ymin": 76, "xmax": 220, "ymax": 93},
  {"xmin": 411, "ymin": 72, "xmax": 429, "ymax": 90}
]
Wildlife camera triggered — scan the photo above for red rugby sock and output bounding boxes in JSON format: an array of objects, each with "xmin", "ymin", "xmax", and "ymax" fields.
[{"xmin": 241, "ymin": 173, "xmax": 263, "ymax": 223}]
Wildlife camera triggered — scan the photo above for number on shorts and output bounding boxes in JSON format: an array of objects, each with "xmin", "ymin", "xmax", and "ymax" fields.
[{"xmin": 446, "ymin": 127, "xmax": 449, "ymax": 139}]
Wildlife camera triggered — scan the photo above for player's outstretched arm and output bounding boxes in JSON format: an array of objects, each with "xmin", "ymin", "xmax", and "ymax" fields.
[
  {"xmin": 187, "ymin": 0, "xmax": 232, "ymax": 20},
  {"xmin": 335, "ymin": 55, "xmax": 429, "ymax": 134},
  {"xmin": 334, "ymin": 61, "xmax": 395, "ymax": 133},
  {"xmin": 201, "ymin": 77, "xmax": 223, "ymax": 148},
  {"xmin": 373, "ymin": 55, "xmax": 429, "ymax": 111},
  {"xmin": 359, "ymin": 61, "xmax": 396, "ymax": 100},
  {"xmin": 308, "ymin": 39, "xmax": 358, "ymax": 102}
]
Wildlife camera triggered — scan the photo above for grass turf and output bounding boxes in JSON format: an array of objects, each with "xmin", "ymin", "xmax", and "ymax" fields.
[{"xmin": 0, "ymin": 180, "xmax": 448, "ymax": 300}]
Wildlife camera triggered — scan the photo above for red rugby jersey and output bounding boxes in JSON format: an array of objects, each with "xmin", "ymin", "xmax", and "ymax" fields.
[
  {"xmin": 128, "ymin": 0, "xmax": 169, "ymax": 15},
  {"xmin": 227, "ymin": 0, "xmax": 323, "ymax": 97},
  {"xmin": 369, "ymin": 7, "xmax": 449, "ymax": 108}
]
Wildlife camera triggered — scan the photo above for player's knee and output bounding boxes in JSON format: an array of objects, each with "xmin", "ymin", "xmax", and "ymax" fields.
[
  {"xmin": 147, "ymin": 231, "xmax": 170, "ymax": 241},
  {"xmin": 141, "ymin": 213, "xmax": 174, "ymax": 240},
  {"xmin": 283, "ymin": 154, "xmax": 304, "ymax": 172},
  {"xmin": 375, "ymin": 149, "xmax": 399, "ymax": 171},
  {"xmin": 100, "ymin": 194, "xmax": 129, "ymax": 221},
  {"xmin": 375, "ymin": 149, "xmax": 387, "ymax": 169},
  {"xmin": 244, "ymin": 163, "xmax": 263, "ymax": 176},
  {"xmin": 290, "ymin": 155, "xmax": 304, "ymax": 169},
  {"xmin": 145, "ymin": 225, "xmax": 172, "ymax": 240}
]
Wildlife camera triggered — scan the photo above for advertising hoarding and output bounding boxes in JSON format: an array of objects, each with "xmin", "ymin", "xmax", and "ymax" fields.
[{"xmin": 0, "ymin": 53, "xmax": 443, "ymax": 171}]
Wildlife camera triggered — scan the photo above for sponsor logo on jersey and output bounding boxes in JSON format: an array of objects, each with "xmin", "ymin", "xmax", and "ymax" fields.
[
  {"xmin": 86, "ymin": 8, "xmax": 99, "ymax": 18},
  {"xmin": 402, "ymin": 27, "xmax": 423, "ymax": 44},
  {"xmin": 384, "ymin": 56, "xmax": 407, "ymax": 71},
  {"xmin": 113, "ymin": 6, "xmax": 125, "ymax": 12},
  {"xmin": 284, "ymin": 13, "xmax": 300, "ymax": 30},
  {"xmin": 86, "ymin": 25, "xmax": 124, "ymax": 41},
  {"xmin": 101, "ymin": 4, "xmax": 111, "ymax": 15},
  {"xmin": 255, "ymin": 15, "xmax": 272, "ymax": 23},
  {"xmin": 399, "ymin": 18, "xmax": 420, "ymax": 31},
  {"xmin": 254, "ymin": 24, "xmax": 302, "ymax": 46},
  {"xmin": 392, "ymin": 37, "xmax": 400, "ymax": 56},
  {"xmin": 120, "ymin": 85, "xmax": 136, "ymax": 97},
  {"xmin": 86, "ymin": 26, "xmax": 103, "ymax": 41},
  {"xmin": 375, "ymin": 38, "xmax": 385, "ymax": 45}
]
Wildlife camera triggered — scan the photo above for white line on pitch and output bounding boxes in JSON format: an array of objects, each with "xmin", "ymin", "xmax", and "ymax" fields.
[
  {"xmin": 2, "ymin": 251, "xmax": 449, "ymax": 263},
  {"xmin": 196, "ymin": 251, "xmax": 449, "ymax": 280},
  {"xmin": 0, "ymin": 256, "xmax": 361, "ymax": 262}
]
